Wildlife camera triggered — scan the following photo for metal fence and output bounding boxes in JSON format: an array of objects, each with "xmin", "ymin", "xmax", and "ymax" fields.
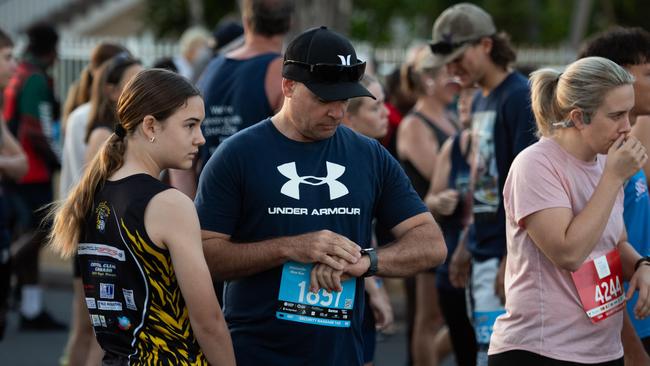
[
  {"xmin": 49, "ymin": 36, "xmax": 577, "ymax": 108},
  {"xmin": 52, "ymin": 36, "xmax": 178, "ymax": 102}
]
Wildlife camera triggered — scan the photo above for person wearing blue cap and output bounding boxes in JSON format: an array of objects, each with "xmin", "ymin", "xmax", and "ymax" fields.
[{"xmin": 195, "ymin": 26, "xmax": 448, "ymax": 366}]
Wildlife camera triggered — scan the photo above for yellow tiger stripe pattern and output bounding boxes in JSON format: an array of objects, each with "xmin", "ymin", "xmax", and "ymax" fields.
[{"xmin": 121, "ymin": 219, "xmax": 207, "ymax": 365}]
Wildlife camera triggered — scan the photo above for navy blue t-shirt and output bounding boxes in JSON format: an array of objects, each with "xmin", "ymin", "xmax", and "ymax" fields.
[
  {"xmin": 468, "ymin": 72, "xmax": 537, "ymax": 259},
  {"xmin": 197, "ymin": 53, "xmax": 279, "ymax": 172},
  {"xmin": 195, "ymin": 119, "xmax": 427, "ymax": 366}
]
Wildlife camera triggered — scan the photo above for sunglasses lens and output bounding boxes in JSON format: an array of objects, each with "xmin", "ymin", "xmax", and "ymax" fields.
[
  {"xmin": 311, "ymin": 62, "xmax": 366, "ymax": 83},
  {"xmin": 430, "ymin": 42, "xmax": 453, "ymax": 55}
]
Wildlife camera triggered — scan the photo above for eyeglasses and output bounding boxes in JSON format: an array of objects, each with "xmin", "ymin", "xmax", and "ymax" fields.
[
  {"xmin": 283, "ymin": 59, "xmax": 366, "ymax": 83},
  {"xmin": 429, "ymin": 38, "xmax": 481, "ymax": 56}
]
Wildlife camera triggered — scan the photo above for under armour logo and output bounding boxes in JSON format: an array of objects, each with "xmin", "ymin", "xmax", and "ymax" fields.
[
  {"xmin": 277, "ymin": 161, "xmax": 349, "ymax": 200},
  {"xmin": 337, "ymin": 54, "xmax": 351, "ymax": 66}
]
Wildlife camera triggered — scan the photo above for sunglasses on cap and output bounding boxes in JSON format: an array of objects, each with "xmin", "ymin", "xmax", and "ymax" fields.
[
  {"xmin": 429, "ymin": 38, "xmax": 482, "ymax": 56},
  {"xmin": 284, "ymin": 59, "xmax": 366, "ymax": 83}
]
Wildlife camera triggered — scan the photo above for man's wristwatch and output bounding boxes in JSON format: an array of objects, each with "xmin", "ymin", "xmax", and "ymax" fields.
[
  {"xmin": 634, "ymin": 256, "xmax": 650, "ymax": 272},
  {"xmin": 360, "ymin": 248, "xmax": 378, "ymax": 277}
]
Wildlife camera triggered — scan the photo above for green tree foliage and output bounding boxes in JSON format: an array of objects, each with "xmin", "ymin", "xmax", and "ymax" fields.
[
  {"xmin": 145, "ymin": 0, "xmax": 650, "ymax": 45},
  {"xmin": 350, "ymin": 0, "xmax": 457, "ymax": 45},
  {"xmin": 145, "ymin": 0, "xmax": 237, "ymax": 39},
  {"xmin": 351, "ymin": 0, "xmax": 650, "ymax": 46}
]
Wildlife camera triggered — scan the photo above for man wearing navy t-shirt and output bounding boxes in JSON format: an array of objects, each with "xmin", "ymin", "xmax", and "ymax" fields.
[{"xmin": 195, "ymin": 26, "xmax": 447, "ymax": 366}]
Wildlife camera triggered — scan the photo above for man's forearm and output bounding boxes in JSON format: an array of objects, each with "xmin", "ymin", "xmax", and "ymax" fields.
[
  {"xmin": 202, "ymin": 236, "xmax": 289, "ymax": 280},
  {"xmin": 376, "ymin": 222, "xmax": 446, "ymax": 277}
]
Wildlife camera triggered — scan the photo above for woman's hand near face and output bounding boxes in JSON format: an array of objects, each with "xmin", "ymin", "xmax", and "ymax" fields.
[{"xmin": 605, "ymin": 135, "xmax": 648, "ymax": 184}]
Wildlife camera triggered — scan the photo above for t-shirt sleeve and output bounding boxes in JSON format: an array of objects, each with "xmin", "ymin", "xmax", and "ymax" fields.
[
  {"xmin": 503, "ymin": 87, "xmax": 538, "ymax": 156},
  {"xmin": 505, "ymin": 150, "xmax": 572, "ymax": 228},
  {"xmin": 194, "ymin": 142, "xmax": 242, "ymax": 235},
  {"xmin": 374, "ymin": 143, "xmax": 428, "ymax": 230}
]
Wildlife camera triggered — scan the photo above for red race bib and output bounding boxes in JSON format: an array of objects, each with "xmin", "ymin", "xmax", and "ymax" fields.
[{"xmin": 571, "ymin": 248, "xmax": 625, "ymax": 323}]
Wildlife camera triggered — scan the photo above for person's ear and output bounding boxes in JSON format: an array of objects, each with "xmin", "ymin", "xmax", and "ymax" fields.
[
  {"xmin": 569, "ymin": 109, "xmax": 586, "ymax": 130},
  {"xmin": 479, "ymin": 36, "xmax": 493, "ymax": 55},
  {"xmin": 282, "ymin": 78, "xmax": 297, "ymax": 98},
  {"xmin": 140, "ymin": 115, "xmax": 157, "ymax": 140}
]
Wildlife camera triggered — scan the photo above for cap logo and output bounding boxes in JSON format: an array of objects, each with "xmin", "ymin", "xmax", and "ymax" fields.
[{"xmin": 337, "ymin": 54, "xmax": 352, "ymax": 66}]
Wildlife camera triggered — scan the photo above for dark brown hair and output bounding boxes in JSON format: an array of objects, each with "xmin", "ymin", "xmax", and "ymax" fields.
[
  {"xmin": 85, "ymin": 53, "xmax": 140, "ymax": 142},
  {"xmin": 488, "ymin": 32, "xmax": 516, "ymax": 70},
  {"xmin": 242, "ymin": 0, "xmax": 293, "ymax": 36},
  {"xmin": 62, "ymin": 43, "xmax": 128, "ymax": 125},
  {"xmin": 50, "ymin": 69, "xmax": 201, "ymax": 257}
]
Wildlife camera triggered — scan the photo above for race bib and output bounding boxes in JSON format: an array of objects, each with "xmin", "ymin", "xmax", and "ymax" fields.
[
  {"xmin": 473, "ymin": 310, "xmax": 505, "ymax": 345},
  {"xmin": 276, "ymin": 261, "xmax": 356, "ymax": 328},
  {"xmin": 571, "ymin": 248, "xmax": 625, "ymax": 323}
]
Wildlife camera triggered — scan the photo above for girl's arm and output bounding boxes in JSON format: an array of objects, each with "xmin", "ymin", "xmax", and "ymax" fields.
[{"xmin": 146, "ymin": 189, "xmax": 236, "ymax": 366}]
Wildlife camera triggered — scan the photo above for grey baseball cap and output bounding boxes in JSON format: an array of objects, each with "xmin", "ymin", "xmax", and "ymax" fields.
[{"xmin": 430, "ymin": 3, "xmax": 496, "ymax": 65}]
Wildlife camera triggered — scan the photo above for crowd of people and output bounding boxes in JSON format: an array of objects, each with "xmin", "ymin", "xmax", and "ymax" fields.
[{"xmin": 2, "ymin": 1, "xmax": 650, "ymax": 365}]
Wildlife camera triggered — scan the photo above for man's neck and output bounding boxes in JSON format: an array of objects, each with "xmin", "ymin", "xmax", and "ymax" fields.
[
  {"xmin": 228, "ymin": 33, "xmax": 284, "ymax": 59},
  {"xmin": 480, "ymin": 64, "xmax": 510, "ymax": 96}
]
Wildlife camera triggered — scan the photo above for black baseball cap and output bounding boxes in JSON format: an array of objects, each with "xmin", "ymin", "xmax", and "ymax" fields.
[{"xmin": 283, "ymin": 26, "xmax": 374, "ymax": 102}]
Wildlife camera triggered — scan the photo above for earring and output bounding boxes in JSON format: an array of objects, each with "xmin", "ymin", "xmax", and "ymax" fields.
[{"xmin": 150, "ymin": 136, "xmax": 155, "ymax": 143}]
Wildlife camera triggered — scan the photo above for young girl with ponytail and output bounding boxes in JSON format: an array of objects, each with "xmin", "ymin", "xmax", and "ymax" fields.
[{"xmin": 49, "ymin": 69, "xmax": 235, "ymax": 366}]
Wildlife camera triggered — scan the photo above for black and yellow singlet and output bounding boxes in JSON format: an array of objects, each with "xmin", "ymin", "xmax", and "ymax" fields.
[{"xmin": 78, "ymin": 174, "xmax": 206, "ymax": 365}]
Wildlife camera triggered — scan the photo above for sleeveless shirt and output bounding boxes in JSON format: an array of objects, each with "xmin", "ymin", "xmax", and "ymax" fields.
[
  {"xmin": 198, "ymin": 53, "xmax": 280, "ymax": 172},
  {"xmin": 400, "ymin": 111, "xmax": 457, "ymax": 198},
  {"xmin": 78, "ymin": 174, "xmax": 206, "ymax": 365},
  {"xmin": 436, "ymin": 133, "xmax": 472, "ymax": 289}
]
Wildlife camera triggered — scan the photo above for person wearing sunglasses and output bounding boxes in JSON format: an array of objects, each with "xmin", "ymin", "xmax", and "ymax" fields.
[
  {"xmin": 430, "ymin": 4, "xmax": 538, "ymax": 364},
  {"xmin": 195, "ymin": 26, "xmax": 447, "ymax": 366}
]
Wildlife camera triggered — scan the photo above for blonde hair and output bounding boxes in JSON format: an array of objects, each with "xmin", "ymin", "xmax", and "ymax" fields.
[
  {"xmin": 401, "ymin": 46, "xmax": 442, "ymax": 96},
  {"xmin": 530, "ymin": 56, "xmax": 634, "ymax": 137},
  {"xmin": 346, "ymin": 74, "xmax": 380, "ymax": 115},
  {"xmin": 49, "ymin": 69, "xmax": 200, "ymax": 258},
  {"xmin": 179, "ymin": 27, "xmax": 212, "ymax": 56}
]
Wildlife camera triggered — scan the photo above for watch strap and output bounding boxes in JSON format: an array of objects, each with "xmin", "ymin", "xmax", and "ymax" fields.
[
  {"xmin": 634, "ymin": 256, "xmax": 650, "ymax": 272},
  {"xmin": 361, "ymin": 248, "xmax": 378, "ymax": 277}
]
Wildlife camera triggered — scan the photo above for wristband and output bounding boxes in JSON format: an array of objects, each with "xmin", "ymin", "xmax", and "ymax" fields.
[
  {"xmin": 360, "ymin": 248, "xmax": 378, "ymax": 277},
  {"xmin": 634, "ymin": 256, "xmax": 650, "ymax": 272}
]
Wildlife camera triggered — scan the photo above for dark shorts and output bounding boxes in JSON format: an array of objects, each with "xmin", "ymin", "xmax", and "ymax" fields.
[{"xmin": 488, "ymin": 350, "xmax": 623, "ymax": 366}]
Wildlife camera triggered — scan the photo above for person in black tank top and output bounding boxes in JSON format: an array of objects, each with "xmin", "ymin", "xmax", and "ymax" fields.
[
  {"xmin": 425, "ymin": 86, "xmax": 478, "ymax": 366},
  {"xmin": 48, "ymin": 69, "xmax": 235, "ymax": 366},
  {"xmin": 396, "ymin": 46, "xmax": 461, "ymax": 365}
]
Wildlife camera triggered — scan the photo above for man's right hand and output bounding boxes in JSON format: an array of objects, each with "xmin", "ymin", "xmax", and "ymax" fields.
[{"xmin": 287, "ymin": 230, "xmax": 362, "ymax": 270}]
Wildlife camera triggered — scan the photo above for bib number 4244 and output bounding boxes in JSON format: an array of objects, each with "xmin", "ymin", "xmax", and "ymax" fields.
[
  {"xmin": 571, "ymin": 248, "xmax": 625, "ymax": 323},
  {"xmin": 594, "ymin": 276, "xmax": 622, "ymax": 304}
]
